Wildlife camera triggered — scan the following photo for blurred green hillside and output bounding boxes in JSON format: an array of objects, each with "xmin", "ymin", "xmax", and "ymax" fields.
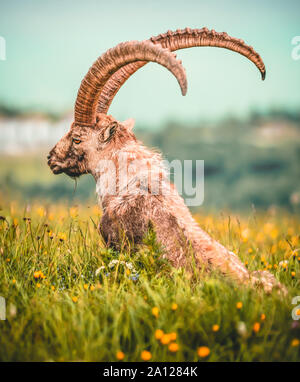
[
  {"xmin": 138, "ymin": 110, "xmax": 300, "ymax": 211},
  {"xmin": 0, "ymin": 108, "xmax": 300, "ymax": 212}
]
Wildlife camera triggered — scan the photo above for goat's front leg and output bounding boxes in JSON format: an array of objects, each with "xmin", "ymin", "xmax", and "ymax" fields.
[
  {"xmin": 249, "ymin": 270, "xmax": 287, "ymax": 294},
  {"xmin": 203, "ymin": 238, "xmax": 287, "ymax": 294},
  {"xmin": 165, "ymin": 198, "xmax": 286, "ymax": 293}
]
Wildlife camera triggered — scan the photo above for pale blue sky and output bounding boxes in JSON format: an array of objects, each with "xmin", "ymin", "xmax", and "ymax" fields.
[{"xmin": 0, "ymin": 0, "xmax": 299, "ymax": 126}]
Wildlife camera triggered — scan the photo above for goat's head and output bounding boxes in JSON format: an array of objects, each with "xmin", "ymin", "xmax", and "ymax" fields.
[
  {"xmin": 48, "ymin": 28, "xmax": 266, "ymax": 178},
  {"xmin": 48, "ymin": 114, "xmax": 135, "ymax": 177}
]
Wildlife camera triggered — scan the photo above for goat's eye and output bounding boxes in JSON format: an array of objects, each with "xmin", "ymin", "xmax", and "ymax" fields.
[{"xmin": 73, "ymin": 138, "xmax": 81, "ymax": 145}]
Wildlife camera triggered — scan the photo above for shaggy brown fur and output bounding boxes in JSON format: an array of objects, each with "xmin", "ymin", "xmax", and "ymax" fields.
[{"xmin": 48, "ymin": 113, "xmax": 286, "ymax": 294}]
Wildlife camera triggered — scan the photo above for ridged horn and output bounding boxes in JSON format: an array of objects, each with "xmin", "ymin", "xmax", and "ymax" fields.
[
  {"xmin": 74, "ymin": 40, "xmax": 187, "ymax": 125},
  {"xmin": 97, "ymin": 27, "xmax": 266, "ymax": 114}
]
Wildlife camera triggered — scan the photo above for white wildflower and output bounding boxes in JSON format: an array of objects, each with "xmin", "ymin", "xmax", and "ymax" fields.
[
  {"xmin": 108, "ymin": 259, "xmax": 120, "ymax": 268},
  {"xmin": 9, "ymin": 303, "xmax": 17, "ymax": 318},
  {"xmin": 95, "ymin": 266, "xmax": 105, "ymax": 276},
  {"xmin": 237, "ymin": 321, "xmax": 248, "ymax": 338},
  {"xmin": 125, "ymin": 262, "xmax": 134, "ymax": 270}
]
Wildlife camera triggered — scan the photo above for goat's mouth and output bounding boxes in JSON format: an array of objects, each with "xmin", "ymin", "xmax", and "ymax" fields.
[
  {"xmin": 48, "ymin": 161, "xmax": 64, "ymax": 175},
  {"xmin": 48, "ymin": 159, "xmax": 81, "ymax": 178}
]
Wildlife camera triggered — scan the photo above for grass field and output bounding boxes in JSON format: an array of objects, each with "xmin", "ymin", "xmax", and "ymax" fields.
[{"xmin": 0, "ymin": 199, "xmax": 299, "ymax": 361}]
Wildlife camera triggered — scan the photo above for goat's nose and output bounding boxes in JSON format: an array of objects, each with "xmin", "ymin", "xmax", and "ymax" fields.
[{"xmin": 47, "ymin": 154, "xmax": 51, "ymax": 160}]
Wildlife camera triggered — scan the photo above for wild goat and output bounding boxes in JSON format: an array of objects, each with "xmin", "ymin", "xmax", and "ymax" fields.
[{"xmin": 48, "ymin": 28, "xmax": 285, "ymax": 293}]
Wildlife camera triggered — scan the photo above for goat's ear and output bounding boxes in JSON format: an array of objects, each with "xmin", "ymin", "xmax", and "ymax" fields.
[
  {"xmin": 122, "ymin": 118, "xmax": 135, "ymax": 131},
  {"xmin": 103, "ymin": 121, "xmax": 118, "ymax": 142}
]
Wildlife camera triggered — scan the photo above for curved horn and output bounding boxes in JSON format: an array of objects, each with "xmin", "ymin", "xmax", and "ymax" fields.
[
  {"xmin": 75, "ymin": 40, "xmax": 187, "ymax": 125},
  {"xmin": 97, "ymin": 27, "xmax": 266, "ymax": 114}
]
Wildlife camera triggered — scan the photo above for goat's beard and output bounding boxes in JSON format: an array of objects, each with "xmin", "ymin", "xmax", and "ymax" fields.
[
  {"xmin": 62, "ymin": 167, "xmax": 85, "ymax": 178},
  {"xmin": 64, "ymin": 169, "xmax": 82, "ymax": 178}
]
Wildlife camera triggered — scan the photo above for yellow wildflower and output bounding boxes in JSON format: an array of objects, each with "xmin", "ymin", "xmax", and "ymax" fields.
[
  {"xmin": 256, "ymin": 232, "xmax": 265, "ymax": 242},
  {"xmin": 116, "ymin": 351, "xmax": 125, "ymax": 360},
  {"xmin": 168, "ymin": 343, "xmax": 179, "ymax": 352},
  {"xmin": 279, "ymin": 260, "xmax": 288, "ymax": 269},
  {"xmin": 72, "ymin": 296, "xmax": 78, "ymax": 303},
  {"xmin": 260, "ymin": 314, "xmax": 266, "ymax": 321},
  {"xmin": 253, "ymin": 322, "xmax": 260, "ymax": 333},
  {"xmin": 155, "ymin": 329, "xmax": 164, "ymax": 340},
  {"xmin": 69, "ymin": 207, "xmax": 78, "ymax": 218},
  {"xmin": 152, "ymin": 306, "xmax": 159, "ymax": 318},
  {"xmin": 271, "ymin": 244, "xmax": 277, "ymax": 254},
  {"xmin": 58, "ymin": 232, "xmax": 67, "ymax": 242},
  {"xmin": 171, "ymin": 303, "xmax": 178, "ymax": 311},
  {"xmin": 264, "ymin": 222, "xmax": 273, "ymax": 234},
  {"xmin": 241, "ymin": 229, "xmax": 249, "ymax": 242},
  {"xmin": 291, "ymin": 339, "xmax": 299, "ymax": 347},
  {"xmin": 92, "ymin": 205, "xmax": 101, "ymax": 216},
  {"xmin": 291, "ymin": 236, "xmax": 298, "ymax": 246},
  {"xmin": 212, "ymin": 324, "xmax": 220, "ymax": 332},
  {"xmin": 141, "ymin": 350, "xmax": 151, "ymax": 361},
  {"xmin": 270, "ymin": 228, "xmax": 279, "ymax": 240},
  {"xmin": 197, "ymin": 346, "xmax": 210, "ymax": 358},
  {"xmin": 34, "ymin": 271, "xmax": 45, "ymax": 279},
  {"xmin": 37, "ymin": 207, "xmax": 45, "ymax": 217},
  {"xmin": 160, "ymin": 334, "xmax": 171, "ymax": 345},
  {"xmin": 236, "ymin": 302, "xmax": 243, "ymax": 310}
]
